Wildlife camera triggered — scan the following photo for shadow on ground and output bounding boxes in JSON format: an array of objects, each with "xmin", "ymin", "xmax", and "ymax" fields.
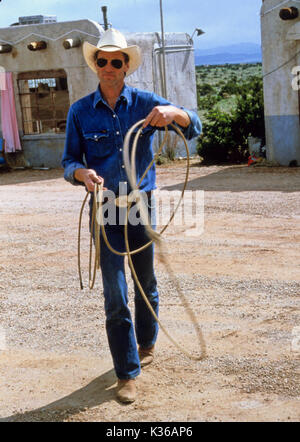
[
  {"xmin": 0, "ymin": 369, "xmax": 120, "ymax": 422},
  {"xmin": 161, "ymin": 163, "xmax": 300, "ymax": 193},
  {"xmin": 0, "ymin": 168, "xmax": 64, "ymax": 186},
  {"xmin": 1, "ymin": 164, "xmax": 300, "ymax": 193}
]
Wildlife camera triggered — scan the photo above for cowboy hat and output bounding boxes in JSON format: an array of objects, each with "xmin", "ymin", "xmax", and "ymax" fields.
[{"xmin": 83, "ymin": 28, "xmax": 142, "ymax": 76}]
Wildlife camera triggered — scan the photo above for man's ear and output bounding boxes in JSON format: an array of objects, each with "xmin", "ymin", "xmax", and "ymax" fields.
[{"xmin": 123, "ymin": 62, "xmax": 129, "ymax": 77}]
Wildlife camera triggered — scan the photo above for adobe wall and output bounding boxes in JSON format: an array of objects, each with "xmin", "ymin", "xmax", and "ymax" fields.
[{"xmin": 0, "ymin": 20, "xmax": 198, "ymax": 167}]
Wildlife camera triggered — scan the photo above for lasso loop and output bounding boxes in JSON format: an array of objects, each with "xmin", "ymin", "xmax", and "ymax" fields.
[{"xmin": 78, "ymin": 121, "xmax": 207, "ymax": 361}]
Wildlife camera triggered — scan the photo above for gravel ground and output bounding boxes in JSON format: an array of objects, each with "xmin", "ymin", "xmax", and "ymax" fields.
[{"xmin": 0, "ymin": 161, "xmax": 299, "ymax": 422}]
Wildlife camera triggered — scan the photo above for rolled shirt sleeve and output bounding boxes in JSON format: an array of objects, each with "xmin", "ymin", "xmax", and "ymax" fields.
[{"xmin": 178, "ymin": 107, "xmax": 202, "ymax": 140}]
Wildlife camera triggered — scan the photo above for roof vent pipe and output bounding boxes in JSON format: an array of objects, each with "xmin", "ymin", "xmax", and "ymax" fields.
[{"xmin": 101, "ymin": 6, "xmax": 109, "ymax": 30}]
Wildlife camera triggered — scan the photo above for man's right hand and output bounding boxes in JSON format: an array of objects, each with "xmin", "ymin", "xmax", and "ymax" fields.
[{"xmin": 74, "ymin": 168, "xmax": 105, "ymax": 192}]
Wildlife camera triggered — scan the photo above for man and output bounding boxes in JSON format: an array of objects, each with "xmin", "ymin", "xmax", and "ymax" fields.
[{"xmin": 62, "ymin": 28, "xmax": 201, "ymax": 403}]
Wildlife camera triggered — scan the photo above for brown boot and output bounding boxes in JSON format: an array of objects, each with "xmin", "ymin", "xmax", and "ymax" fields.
[
  {"xmin": 138, "ymin": 345, "xmax": 155, "ymax": 367},
  {"xmin": 116, "ymin": 379, "xmax": 136, "ymax": 403}
]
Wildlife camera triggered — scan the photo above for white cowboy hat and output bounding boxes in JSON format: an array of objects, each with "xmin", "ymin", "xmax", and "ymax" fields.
[{"xmin": 83, "ymin": 28, "xmax": 142, "ymax": 76}]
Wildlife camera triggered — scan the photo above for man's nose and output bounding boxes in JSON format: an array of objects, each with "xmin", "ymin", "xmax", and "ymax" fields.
[{"xmin": 104, "ymin": 61, "xmax": 114, "ymax": 71}]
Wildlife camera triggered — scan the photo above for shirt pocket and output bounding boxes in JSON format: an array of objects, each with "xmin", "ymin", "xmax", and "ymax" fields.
[
  {"xmin": 126, "ymin": 125, "xmax": 155, "ymax": 148},
  {"xmin": 83, "ymin": 130, "xmax": 114, "ymax": 159}
]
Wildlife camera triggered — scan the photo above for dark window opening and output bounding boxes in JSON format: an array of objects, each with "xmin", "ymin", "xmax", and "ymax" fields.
[{"xmin": 18, "ymin": 70, "xmax": 70, "ymax": 135}]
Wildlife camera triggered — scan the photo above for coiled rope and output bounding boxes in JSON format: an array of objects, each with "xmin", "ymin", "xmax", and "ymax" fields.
[{"xmin": 78, "ymin": 120, "xmax": 206, "ymax": 361}]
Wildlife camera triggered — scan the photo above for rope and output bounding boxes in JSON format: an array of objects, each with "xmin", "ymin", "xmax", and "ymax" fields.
[
  {"xmin": 77, "ymin": 121, "xmax": 207, "ymax": 361},
  {"xmin": 262, "ymin": 49, "xmax": 300, "ymax": 78}
]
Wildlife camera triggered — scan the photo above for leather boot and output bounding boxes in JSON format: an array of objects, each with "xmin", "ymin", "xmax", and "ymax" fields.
[
  {"xmin": 138, "ymin": 345, "xmax": 155, "ymax": 367},
  {"xmin": 116, "ymin": 379, "xmax": 136, "ymax": 403}
]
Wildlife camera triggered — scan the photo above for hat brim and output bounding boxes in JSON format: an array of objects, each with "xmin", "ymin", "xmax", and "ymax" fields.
[{"xmin": 83, "ymin": 41, "xmax": 142, "ymax": 76}]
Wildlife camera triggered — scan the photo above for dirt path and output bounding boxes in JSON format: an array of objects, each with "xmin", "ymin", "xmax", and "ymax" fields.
[{"xmin": 0, "ymin": 161, "xmax": 299, "ymax": 422}]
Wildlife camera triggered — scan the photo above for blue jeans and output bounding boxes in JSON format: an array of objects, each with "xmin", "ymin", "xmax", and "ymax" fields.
[{"xmin": 93, "ymin": 194, "xmax": 159, "ymax": 380}]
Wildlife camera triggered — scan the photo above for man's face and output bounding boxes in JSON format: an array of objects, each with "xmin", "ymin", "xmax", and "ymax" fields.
[{"xmin": 95, "ymin": 50, "xmax": 129, "ymax": 88}]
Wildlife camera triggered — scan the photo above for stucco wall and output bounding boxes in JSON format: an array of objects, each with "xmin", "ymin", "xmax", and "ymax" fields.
[
  {"xmin": 126, "ymin": 31, "xmax": 198, "ymax": 157},
  {"xmin": 261, "ymin": 0, "xmax": 300, "ymax": 165},
  {"xmin": 0, "ymin": 20, "xmax": 198, "ymax": 167}
]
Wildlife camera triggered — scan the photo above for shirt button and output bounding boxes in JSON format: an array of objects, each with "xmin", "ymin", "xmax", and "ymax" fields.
[
  {"xmin": 116, "ymin": 131, "xmax": 120, "ymax": 135},
  {"xmin": 119, "ymin": 148, "xmax": 122, "ymax": 151},
  {"xmin": 113, "ymin": 114, "xmax": 116, "ymax": 118},
  {"xmin": 122, "ymin": 165, "xmax": 125, "ymax": 168}
]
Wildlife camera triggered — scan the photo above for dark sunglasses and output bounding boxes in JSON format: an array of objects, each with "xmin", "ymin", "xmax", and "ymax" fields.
[{"xmin": 96, "ymin": 58, "xmax": 123, "ymax": 69}]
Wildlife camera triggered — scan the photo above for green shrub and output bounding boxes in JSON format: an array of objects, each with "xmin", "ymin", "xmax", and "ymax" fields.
[
  {"xmin": 197, "ymin": 83, "xmax": 215, "ymax": 96},
  {"xmin": 197, "ymin": 77, "xmax": 265, "ymax": 164},
  {"xmin": 234, "ymin": 77, "xmax": 265, "ymax": 142},
  {"xmin": 219, "ymin": 79, "xmax": 241, "ymax": 95},
  {"xmin": 197, "ymin": 93, "xmax": 220, "ymax": 110},
  {"xmin": 197, "ymin": 110, "xmax": 237, "ymax": 163}
]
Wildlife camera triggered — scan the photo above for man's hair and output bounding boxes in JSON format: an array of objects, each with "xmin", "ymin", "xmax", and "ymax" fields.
[
  {"xmin": 94, "ymin": 50, "xmax": 130, "ymax": 64},
  {"xmin": 122, "ymin": 52, "xmax": 130, "ymax": 64}
]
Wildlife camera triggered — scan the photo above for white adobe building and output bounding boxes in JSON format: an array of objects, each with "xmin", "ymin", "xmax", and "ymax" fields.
[
  {"xmin": 0, "ymin": 18, "xmax": 198, "ymax": 167},
  {"xmin": 261, "ymin": 0, "xmax": 300, "ymax": 165}
]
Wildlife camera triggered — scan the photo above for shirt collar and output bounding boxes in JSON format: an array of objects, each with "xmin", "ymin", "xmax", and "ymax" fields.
[
  {"xmin": 119, "ymin": 84, "xmax": 132, "ymax": 106},
  {"xmin": 93, "ymin": 83, "xmax": 132, "ymax": 109}
]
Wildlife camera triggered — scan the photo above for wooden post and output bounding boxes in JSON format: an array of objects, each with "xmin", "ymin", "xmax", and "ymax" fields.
[
  {"xmin": 0, "ymin": 44, "xmax": 12, "ymax": 53},
  {"xmin": 63, "ymin": 38, "xmax": 81, "ymax": 49},
  {"xmin": 27, "ymin": 41, "xmax": 47, "ymax": 51}
]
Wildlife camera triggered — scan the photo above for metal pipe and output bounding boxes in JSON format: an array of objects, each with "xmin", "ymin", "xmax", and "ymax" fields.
[
  {"xmin": 152, "ymin": 42, "xmax": 164, "ymax": 154},
  {"xmin": 156, "ymin": 48, "xmax": 194, "ymax": 55},
  {"xmin": 101, "ymin": 6, "xmax": 108, "ymax": 30},
  {"xmin": 154, "ymin": 44, "xmax": 194, "ymax": 50},
  {"xmin": 154, "ymin": 44, "xmax": 194, "ymax": 53},
  {"xmin": 159, "ymin": 0, "xmax": 167, "ymax": 98}
]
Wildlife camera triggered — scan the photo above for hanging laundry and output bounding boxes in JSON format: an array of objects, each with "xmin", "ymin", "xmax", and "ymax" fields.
[{"xmin": 0, "ymin": 72, "xmax": 22, "ymax": 153}]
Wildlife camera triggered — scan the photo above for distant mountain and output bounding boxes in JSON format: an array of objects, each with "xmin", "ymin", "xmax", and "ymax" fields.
[{"xmin": 195, "ymin": 43, "xmax": 262, "ymax": 65}]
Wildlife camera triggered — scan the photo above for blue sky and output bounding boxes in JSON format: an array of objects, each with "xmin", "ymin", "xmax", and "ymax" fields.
[{"xmin": 0, "ymin": 0, "xmax": 262, "ymax": 49}]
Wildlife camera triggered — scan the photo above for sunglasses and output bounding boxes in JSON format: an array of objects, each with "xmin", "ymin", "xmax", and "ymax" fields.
[{"xmin": 96, "ymin": 58, "xmax": 123, "ymax": 69}]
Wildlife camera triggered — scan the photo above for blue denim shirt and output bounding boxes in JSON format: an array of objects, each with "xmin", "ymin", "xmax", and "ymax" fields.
[{"xmin": 61, "ymin": 84, "xmax": 202, "ymax": 194}]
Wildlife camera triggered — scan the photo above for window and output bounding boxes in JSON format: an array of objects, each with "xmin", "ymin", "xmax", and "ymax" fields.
[{"xmin": 18, "ymin": 70, "xmax": 70, "ymax": 135}]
